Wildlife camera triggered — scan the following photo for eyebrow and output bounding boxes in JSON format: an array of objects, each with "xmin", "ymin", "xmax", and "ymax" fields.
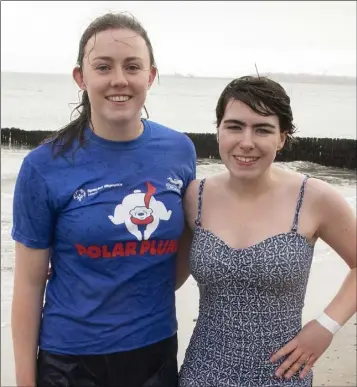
[
  {"xmin": 91, "ymin": 56, "xmax": 143, "ymax": 63},
  {"xmin": 223, "ymin": 119, "xmax": 276, "ymax": 129},
  {"xmin": 124, "ymin": 56, "xmax": 143, "ymax": 63}
]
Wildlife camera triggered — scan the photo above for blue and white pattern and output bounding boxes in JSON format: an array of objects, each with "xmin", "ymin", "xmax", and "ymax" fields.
[{"xmin": 179, "ymin": 176, "xmax": 315, "ymax": 387}]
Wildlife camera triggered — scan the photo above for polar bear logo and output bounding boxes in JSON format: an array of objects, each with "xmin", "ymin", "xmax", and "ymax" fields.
[{"xmin": 108, "ymin": 182, "xmax": 172, "ymax": 241}]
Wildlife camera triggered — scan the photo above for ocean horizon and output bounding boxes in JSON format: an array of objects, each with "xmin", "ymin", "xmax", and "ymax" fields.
[
  {"xmin": 1, "ymin": 71, "xmax": 356, "ymax": 139},
  {"xmin": 2, "ymin": 70, "xmax": 356, "ymax": 84}
]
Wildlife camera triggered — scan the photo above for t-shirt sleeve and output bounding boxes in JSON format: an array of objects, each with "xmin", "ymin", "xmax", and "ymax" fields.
[
  {"xmin": 183, "ymin": 136, "xmax": 197, "ymax": 192},
  {"xmin": 188, "ymin": 139, "xmax": 197, "ymax": 181},
  {"xmin": 11, "ymin": 157, "xmax": 55, "ymax": 249}
]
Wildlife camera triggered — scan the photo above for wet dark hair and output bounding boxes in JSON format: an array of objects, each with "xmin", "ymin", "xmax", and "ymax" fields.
[
  {"xmin": 45, "ymin": 12, "xmax": 157, "ymax": 157},
  {"xmin": 216, "ymin": 76, "xmax": 297, "ymax": 147}
]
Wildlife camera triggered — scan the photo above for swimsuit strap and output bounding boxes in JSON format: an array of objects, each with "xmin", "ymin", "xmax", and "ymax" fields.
[
  {"xmin": 291, "ymin": 175, "xmax": 310, "ymax": 232},
  {"xmin": 195, "ymin": 179, "xmax": 206, "ymax": 227}
]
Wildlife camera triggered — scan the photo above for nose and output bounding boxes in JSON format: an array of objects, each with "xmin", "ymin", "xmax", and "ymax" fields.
[
  {"xmin": 238, "ymin": 129, "xmax": 255, "ymax": 150},
  {"xmin": 110, "ymin": 68, "xmax": 128, "ymax": 88}
]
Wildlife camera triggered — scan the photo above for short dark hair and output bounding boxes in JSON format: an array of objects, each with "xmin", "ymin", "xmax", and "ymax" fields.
[{"xmin": 216, "ymin": 76, "xmax": 297, "ymax": 146}]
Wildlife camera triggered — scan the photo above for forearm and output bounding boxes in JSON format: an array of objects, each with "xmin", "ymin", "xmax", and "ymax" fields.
[
  {"xmin": 176, "ymin": 265, "xmax": 190, "ymax": 290},
  {"xmin": 11, "ymin": 283, "xmax": 45, "ymax": 386},
  {"xmin": 323, "ymin": 267, "xmax": 357, "ymax": 326},
  {"xmin": 175, "ymin": 225, "xmax": 193, "ymax": 291}
]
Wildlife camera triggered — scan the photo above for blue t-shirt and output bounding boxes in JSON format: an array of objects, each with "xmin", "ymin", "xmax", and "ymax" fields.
[{"xmin": 12, "ymin": 119, "xmax": 196, "ymax": 355}]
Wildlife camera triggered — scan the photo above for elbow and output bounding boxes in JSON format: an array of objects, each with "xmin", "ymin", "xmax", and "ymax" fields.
[{"xmin": 175, "ymin": 271, "xmax": 191, "ymax": 291}]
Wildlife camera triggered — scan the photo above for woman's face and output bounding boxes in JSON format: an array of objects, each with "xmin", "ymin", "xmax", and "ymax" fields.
[
  {"xmin": 218, "ymin": 99, "xmax": 286, "ymax": 180},
  {"xmin": 73, "ymin": 28, "xmax": 156, "ymax": 127}
]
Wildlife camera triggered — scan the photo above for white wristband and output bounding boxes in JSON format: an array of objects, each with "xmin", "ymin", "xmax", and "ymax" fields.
[{"xmin": 316, "ymin": 312, "xmax": 341, "ymax": 335}]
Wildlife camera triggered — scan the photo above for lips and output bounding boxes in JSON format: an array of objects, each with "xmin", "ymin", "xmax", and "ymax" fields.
[
  {"xmin": 106, "ymin": 95, "xmax": 132, "ymax": 102},
  {"xmin": 233, "ymin": 155, "xmax": 260, "ymax": 165}
]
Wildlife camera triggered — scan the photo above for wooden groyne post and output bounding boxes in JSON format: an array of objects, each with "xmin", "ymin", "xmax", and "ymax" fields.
[{"xmin": 1, "ymin": 128, "xmax": 356, "ymax": 170}]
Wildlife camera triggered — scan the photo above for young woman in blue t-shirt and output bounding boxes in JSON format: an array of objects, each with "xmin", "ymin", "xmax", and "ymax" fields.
[{"xmin": 11, "ymin": 12, "xmax": 196, "ymax": 387}]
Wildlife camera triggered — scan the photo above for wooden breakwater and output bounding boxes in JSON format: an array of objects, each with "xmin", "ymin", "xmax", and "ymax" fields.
[
  {"xmin": 1, "ymin": 128, "xmax": 55, "ymax": 149},
  {"xmin": 1, "ymin": 128, "xmax": 356, "ymax": 170},
  {"xmin": 187, "ymin": 133, "xmax": 356, "ymax": 170}
]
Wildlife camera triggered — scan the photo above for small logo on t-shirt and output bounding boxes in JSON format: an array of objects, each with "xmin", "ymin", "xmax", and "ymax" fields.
[
  {"xmin": 73, "ymin": 183, "xmax": 122, "ymax": 202},
  {"xmin": 108, "ymin": 182, "xmax": 172, "ymax": 241},
  {"xmin": 166, "ymin": 177, "xmax": 183, "ymax": 194},
  {"xmin": 73, "ymin": 189, "xmax": 86, "ymax": 202}
]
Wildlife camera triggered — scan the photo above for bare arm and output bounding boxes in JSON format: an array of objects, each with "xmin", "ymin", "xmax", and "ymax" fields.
[
  {"xmin": 315, "ymin": 180, "xmax": 357, "ymax": 325},
  {"xmin": 271, "ymin": 179, "xmax": 357, "ymax": 379},
  {"xmin": 175, "ymin": 224, "xmax": 193, "ymax": 290},
  {"xmin": 11, "ymin": 242, "xmax": 50, "ymax": 387},
  {"xmin": 175, "ymin": 180, "xmax": 200, "ymax": 290}
]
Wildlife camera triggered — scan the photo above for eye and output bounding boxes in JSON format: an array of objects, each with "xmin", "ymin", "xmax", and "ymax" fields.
[
  {"xmin": 126, "ymin": 64, "xmax": 141, "ymax": 72},
  {"xmin": 96, "ymin": 64, "xmax": 110, "ymax": 72},
  {"xmin": 226, "ymin": 126, "xmax": 242, "ymax": 131},
  {"xmin": 256, "ymin": 128, "xmax": 272, "ymax": 134}
]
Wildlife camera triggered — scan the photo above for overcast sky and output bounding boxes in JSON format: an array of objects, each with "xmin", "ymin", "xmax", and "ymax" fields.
[{"xmin": 1, "ymin": 1, "xmax": 356, "ymax": 77}]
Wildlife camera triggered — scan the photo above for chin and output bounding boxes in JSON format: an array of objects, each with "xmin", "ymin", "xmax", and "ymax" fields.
[
  {"xmin": 230, "ymin": 170, "xmax": 260, "ymax": 180},
  {"xmin": 226, "ymin": 163, "xmax": 265, "ymax": 181}
]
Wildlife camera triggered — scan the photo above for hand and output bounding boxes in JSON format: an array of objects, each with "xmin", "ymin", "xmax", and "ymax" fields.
[{"xmin": 270, "ymin": 319, "xmax": 334, "ymax": 380}]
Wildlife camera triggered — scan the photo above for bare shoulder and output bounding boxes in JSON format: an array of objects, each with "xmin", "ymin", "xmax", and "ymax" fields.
[
  {"xmin": 274, "ymin": 167, "xmax": 338, "ymax": 203},
  {"xmin": 304, "ymin": 175, "xmax": 348, "ymax": 205},
  {"xmin": 184, "ymin": 179, "xmax": 201, "ymax": 206},
  {"xmin": 305, "ymin": 176, "xmax": 356, "ymax": 268},
  {"xmin": 183, "ymin": 175, "xmax": 225, "ymax": 229},
  {"xmin": 183, "ymin": 179, "xmax": 201, "ymax": 229},
  {"xmin": 300, "ymin": 174, "xmax": 355, "ymax": 235}
]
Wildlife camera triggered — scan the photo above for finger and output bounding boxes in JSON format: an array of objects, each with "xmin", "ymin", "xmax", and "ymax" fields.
[
  {"xmin": 284, "ymin": 354, "xmax": 310, "ymax": 380},
  {"xmin": 299, "ymin": 356, "xmax": 317, "ymax": 379},
  {"xmin": 270, "ymin": 340, "xmax": 298, "ymax": 363},
  {"xmin": 274, "ymin": 349, "xmax": 302, "ymax": 378}
]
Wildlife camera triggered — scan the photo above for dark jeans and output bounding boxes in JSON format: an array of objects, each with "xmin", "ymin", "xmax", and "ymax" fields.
[{"xmin": 36, "ymin": 334, "xmax": 178, "ymax": 387}]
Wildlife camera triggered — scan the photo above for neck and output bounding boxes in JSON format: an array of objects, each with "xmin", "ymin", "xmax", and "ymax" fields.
[
  {"xmin": 226, "ymin": 167, "xmax": 276, "ymax": 199},
  {"xmin": 89, "ymin": 114, "xmax": 144, "ymax": 142}
]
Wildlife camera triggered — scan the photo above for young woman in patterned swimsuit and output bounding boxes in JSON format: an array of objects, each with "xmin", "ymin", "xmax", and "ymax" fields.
[{"xmin": 177, "ymin": 76, "xmax": 356, "ymax": 386}]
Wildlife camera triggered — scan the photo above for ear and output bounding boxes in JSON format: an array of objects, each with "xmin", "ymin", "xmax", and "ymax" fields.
[
  {"xmin": 277, "ymin": 131, "xmax": 287, "ymax": 151},
  {"xmin": 73, "ymin": 66, "xmax": 86, "ymax": 90},
  {"xmin": 148, "ymin": 66, "xmax": 157, "ymax": 89}
]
